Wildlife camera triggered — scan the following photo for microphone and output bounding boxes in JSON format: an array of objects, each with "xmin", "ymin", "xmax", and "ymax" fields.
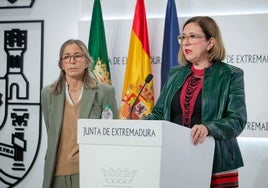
[{"xmin": 129, "ymin": 74, "xmax": 153, "ymax": 120}]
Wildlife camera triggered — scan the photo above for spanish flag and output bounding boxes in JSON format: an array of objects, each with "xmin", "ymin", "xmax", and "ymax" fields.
[{"xmin": 119, "ymin": 0, "xmax": 154, "ymax": 119}]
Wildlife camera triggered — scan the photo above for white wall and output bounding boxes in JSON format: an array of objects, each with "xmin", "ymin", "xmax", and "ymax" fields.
[{"xmin": 0, "ymin": 0, "xmax": 268, "ymax": 187}]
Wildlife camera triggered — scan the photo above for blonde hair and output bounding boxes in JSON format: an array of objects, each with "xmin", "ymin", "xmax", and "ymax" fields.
[
  {"xmin": 178, "ymin": 16, "xmax": 226, "ymax": 65},
  {"xmin": 50, "ymin": 39, "xmax": 97, "ymax": 94}
]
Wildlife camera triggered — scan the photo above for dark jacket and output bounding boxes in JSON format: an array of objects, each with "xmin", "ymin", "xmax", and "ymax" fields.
[
  {"xmin": 41, "ymin": 81, "xmax": 118, "ymax": 188},
  {"xmin": 144, "ymin": 61, "xmax": 247, "ymax": 173}
]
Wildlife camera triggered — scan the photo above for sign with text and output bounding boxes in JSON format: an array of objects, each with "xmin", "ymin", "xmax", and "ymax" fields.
[{"xmin": 78, "ymin": 119, "xmax": 215, "ymax": 188}]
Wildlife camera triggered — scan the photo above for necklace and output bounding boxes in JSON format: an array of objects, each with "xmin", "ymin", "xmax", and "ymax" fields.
[
  {"xmin": 66, "ymin": 82, "xmax": 83, "ymax": 93},
  {"xmin": 69, "ymin": 88, "xmax": 82, "ymax": 92},
  {"xmin": 68, "ymin": 85, "xmax": 83, "ymax": 92}
]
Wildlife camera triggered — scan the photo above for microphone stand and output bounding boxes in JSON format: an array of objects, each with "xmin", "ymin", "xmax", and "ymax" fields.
[
  {"xmin": 129, "ymin": 84, "xmax": 147, "ymax": 120},
  {"xmin": 129, "ymin": 74, "xmax": 153, "ymax": 120}
]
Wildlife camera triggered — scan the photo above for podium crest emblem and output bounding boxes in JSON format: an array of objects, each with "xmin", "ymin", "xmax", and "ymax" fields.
[{"xmin": 102, "ymin": 168, "xmax": 137, "ymax": 188}]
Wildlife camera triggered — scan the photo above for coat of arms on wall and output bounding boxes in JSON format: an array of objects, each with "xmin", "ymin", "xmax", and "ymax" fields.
[
  {"xmin": 0, "ymin": 20, "xmax": 43, "ymax": 188},
  {"xmin": 0, "ymin": 0, "xmax": 35, "ymax": 9}
]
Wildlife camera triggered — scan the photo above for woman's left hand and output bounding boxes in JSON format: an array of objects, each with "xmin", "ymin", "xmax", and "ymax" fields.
[{"xmin": 191, "ymin": 124, "xmax": 209, "ymax": 145}]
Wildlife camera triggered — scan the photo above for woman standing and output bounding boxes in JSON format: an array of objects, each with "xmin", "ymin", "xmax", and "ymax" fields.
[
  {"xmin": 41, "ymin": 39, "xmax": 118, "ymax": 188},
  {"xmin": 144, "ymin": 16, "xmax": 247, "ymax": 187}
]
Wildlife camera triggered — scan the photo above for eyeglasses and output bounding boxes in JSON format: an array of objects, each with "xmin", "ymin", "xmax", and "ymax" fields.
[
  {"xmin": 177, "ymin": 34, "xmax": 205, "ymax": 45},
  {"xmin": 61, "ymin": 53, "xmax": 84, "ymax": 63}
]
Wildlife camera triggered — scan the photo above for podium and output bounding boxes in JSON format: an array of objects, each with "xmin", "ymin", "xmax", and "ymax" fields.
[{"xmin": 77, "ymin": 119, "xmax": 215, "ymax": 188}]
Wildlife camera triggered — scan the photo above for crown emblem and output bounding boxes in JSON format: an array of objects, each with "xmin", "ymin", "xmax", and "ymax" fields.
[{"xmin": 102, "ymin": 168, "xmax": 137, "ymax": 185}]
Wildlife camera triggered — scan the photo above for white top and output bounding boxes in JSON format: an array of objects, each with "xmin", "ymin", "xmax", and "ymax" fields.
[{"xmin": 65, "ymin": 82, "xmax": 83, "ymax": 105}]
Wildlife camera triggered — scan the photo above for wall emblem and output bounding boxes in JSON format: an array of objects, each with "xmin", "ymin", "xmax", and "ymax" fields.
[
  {"xmin": 0, "ymin": 0, "xmax": 35, "ymax": 9},
  {"xmin": 0, "ymin": 20, "xmax": 43, "ymax": 188}
]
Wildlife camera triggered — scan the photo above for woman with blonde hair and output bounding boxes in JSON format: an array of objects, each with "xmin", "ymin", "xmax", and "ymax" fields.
[{"xmin": 41, "ymin": 39, "xmax": 118, "ymax": 188}]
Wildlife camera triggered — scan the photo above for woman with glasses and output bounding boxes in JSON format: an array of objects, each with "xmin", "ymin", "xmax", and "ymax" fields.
[
  {"xmin": 41, "ymin": 39, "xmax": 118, "ymax": 188},
  {"xmin": 144, "ymin": 16, "xmax": 247, "ymax": 187}
]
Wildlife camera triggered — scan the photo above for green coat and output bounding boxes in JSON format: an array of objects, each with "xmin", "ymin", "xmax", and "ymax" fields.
[
  {"xmin": 144, "ymin": 61, "xmax": 247, "ymax": 173},
  {"xmin": 41, "ymin": 82, "xmax": 118, "ymax": 188}
]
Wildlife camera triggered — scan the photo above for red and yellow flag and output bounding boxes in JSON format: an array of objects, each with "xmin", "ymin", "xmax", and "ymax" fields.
[{"xmin": 119, "ymin": 0, "xmax": 154, "ymax": 119}]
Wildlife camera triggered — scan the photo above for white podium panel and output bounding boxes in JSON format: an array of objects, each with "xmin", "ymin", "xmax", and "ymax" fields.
[{"xmin": 78, "ymin": 119, "xmax": 215, "ymax": 188}]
